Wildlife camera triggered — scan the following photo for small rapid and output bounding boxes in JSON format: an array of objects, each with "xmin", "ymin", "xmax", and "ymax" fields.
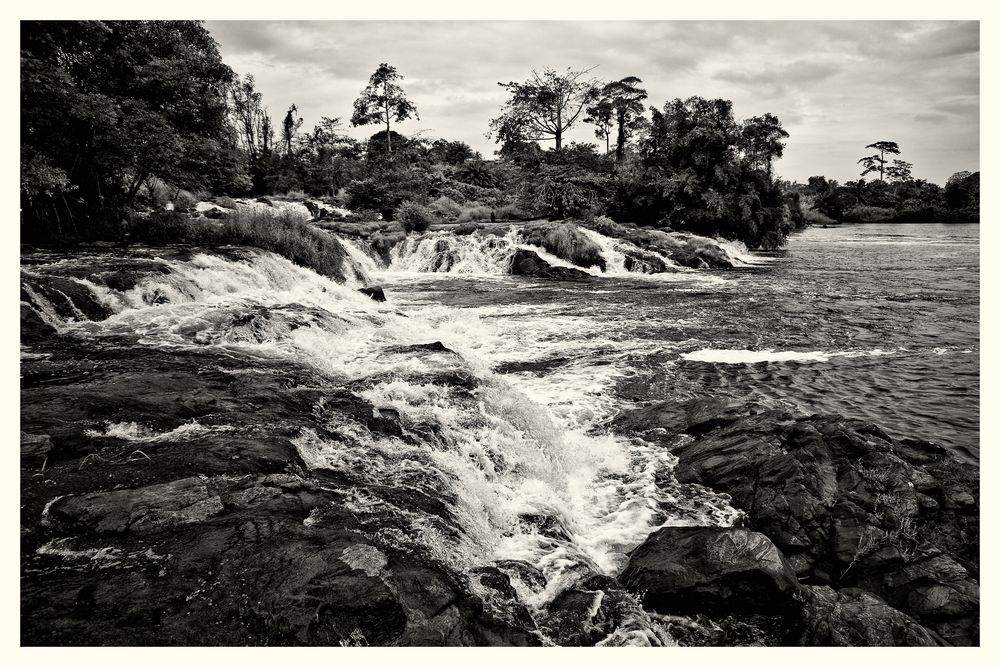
[{"xmin": 20, "ymin": 246, "xmax": 745, "ymax": 644}]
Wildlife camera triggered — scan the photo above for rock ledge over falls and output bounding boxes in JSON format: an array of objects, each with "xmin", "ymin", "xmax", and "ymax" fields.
[{"xmin": 613, "ymin": 398, "xmax": 979, "ymax": 646}]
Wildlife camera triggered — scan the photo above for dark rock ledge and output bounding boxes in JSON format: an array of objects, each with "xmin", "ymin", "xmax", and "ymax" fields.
[{"xmin": 613, "ymin": 398, "xmax": 979, "ymax": 646}]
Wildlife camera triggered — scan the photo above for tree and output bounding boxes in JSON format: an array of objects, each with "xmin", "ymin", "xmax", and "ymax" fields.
[
  {"xmin": 740, "ymin": 113, "xmax": 789, "ymax": 176},
  {"xmin": 350, "ymin": 63, "xmax": 418, "ymax": 155},
  {"xmin": 230, "ymin": 74, "xmax": 275, "ymax": 194},
  {"xmin": 489, "ymin": 67, "xmax": 598, "ymax": 151},
  {"xmin": 281, "ymin": 104, "xmax": 302, "ymax": 156},
  {"xmin": 583, "ymin": 98, "xmax": 615, "ymax": 154},
  {"xmin": 858, "ymin": 140, "xmax": 900, "ymax": 181},
  {"xmin": 886, "ymin": 159, "xmax": 913, "ymax": 183},
  {"xmin": 20, "ymin": 20, "xmax": 240, "ymax": 239},
  {"xmin": 602, "ymin": 76, "xmax": 648, "ymax": 162}
]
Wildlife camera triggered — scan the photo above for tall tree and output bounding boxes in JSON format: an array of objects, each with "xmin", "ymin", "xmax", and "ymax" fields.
[
  {"xmin": 229, "ymin": 74, "xmax": 275, "ymax": 194},
  {"xmin": 602, "ymin": 76, "xmax": 648, "ymax": 162},
  {"xmin": 583, "ymin": 97, "xmax": 615, "ymax": 154},
  {"xmin": 350, "ymin": 63, "xmax": 418, "ymax": 155},
  {"xmin": 858, "ymin": 140, "xmax": 901, "ymax": 182},
  {"xmin": 489, "ymin": 67, "xmax": 598, "ymax": 151},
  {"xmin": 281, "ymin": 104, "xmax": 302, "ymax": 156},
  {"xmin": 21, "ymin": 20, "xmax": 239, "ymax": 237},
  {"xmin": 740, "ymin": 113, "xmax": 788, "ymax": 176},
  {"xmin": 886, "ymin": 159, "xmax": 913, "ymax": 183}
]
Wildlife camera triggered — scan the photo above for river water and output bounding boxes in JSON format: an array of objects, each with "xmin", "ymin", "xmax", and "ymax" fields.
[
  {"xmin": 20, "ymin": 220, "xmax": 979, "ymax": 644},
  {"xmin": 379, "ymin": 223, "xmax": 980, "ymax": 466}
]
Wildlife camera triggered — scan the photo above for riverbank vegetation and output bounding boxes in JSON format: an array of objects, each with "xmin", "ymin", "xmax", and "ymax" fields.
[
  {"xmin": 20, "ymin": 20, "xmax": 805, "ymax": 252},
  {"xmin": 21, "ymin": 20, "xmax": 975, "ymax": 258},
  {"xmin": 788, "ymin": 142, "xmax": 979, "ymax": 225}
]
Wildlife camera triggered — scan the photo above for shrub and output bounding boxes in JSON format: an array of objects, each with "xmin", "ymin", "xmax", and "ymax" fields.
[
  {"xmin": 134, "ymin": 210, "xmax": 196, "ymax": 244},
  {"xmin": 587, "ymin": 215, "xmax": 628, "ymax": 237},
  {"xmin": 171, "ymin": 189, "xmax": 198, "ymax": 212},
  {"xmin": 803, "ymin": 207, "xmax": 836, "ymax": 226},
  {"xmin": 214, "ymin": 208, "xmax": 348, "ymax": 281},
  {"xmin": 428, "ymin": 196, "xmax": 463, "ymax": 220},
  {"xmin": 281, "ymin": 189, "xmax": 308, "ymax": 200},
  {"xmin": 396, "ymin": 202, "xmax": 436, "ymax": 233},
  {"xmin": 844, "ymin": 205, "xmax": 895, "ymax": 222},
  {"xmin": 456, "ymin": 205, "xmax": 493, "ymax": 224},
  {"xmin": 520, "ymin": 221, "xmax": 605, "ymax": 270}
]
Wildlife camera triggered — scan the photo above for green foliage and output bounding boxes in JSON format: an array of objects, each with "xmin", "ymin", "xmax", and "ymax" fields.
[
  {"xmin": 21, "ymin": 20, "xmax": 241, "ymax": 241},
  {"xmin": 396, "ymin": 202, "xmax": 436, "ymax": 233},
  {"xmin": 489, "ymin": 67, "xmax": 599, "ymax": 151},
  {"xmin": 520, "ymin": 221, "xmax": 605, "ymax": 270},
  {"xmin": 858, "ymin": 140, "xmax": 901, "ymax": 181},
  {"xmin": 600, "ymin": 76, "xmax": 648, "ymax": 162},
  {"xmin": 350, "ymin": 63, "xmax": 418, "ymax": 154},
  {"xmin": 843, "ymin": 205, "xmax": 895, "ymax": 223},
  {"xmin": 620, "ymin": 96, "xmax": 792, "ymax": 248}
]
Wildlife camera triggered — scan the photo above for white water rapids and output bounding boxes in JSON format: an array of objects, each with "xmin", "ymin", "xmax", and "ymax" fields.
[{"xmin": 22, "ymin": 244, "xmax": 744, "ymax": 644}]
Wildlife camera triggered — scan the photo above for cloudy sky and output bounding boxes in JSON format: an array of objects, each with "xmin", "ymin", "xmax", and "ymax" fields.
[{"xmin": 206, "ymin": 21, "xmax": 979, "ymax": 185}]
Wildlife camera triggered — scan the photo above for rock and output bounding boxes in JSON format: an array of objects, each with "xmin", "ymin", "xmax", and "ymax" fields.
[
  {"xmin": 539, "ymin": 574, "xmax": 670, "ymax": 647},
  {"xmin": 358, "ymin": 286, "xmax": 386, "ymax": 302},
  {"xmin": 21, "ymin": 433, "xmax": 54, "ymax": 467},
  {"xmin": 613, "ymin": 399, "xmax": 979, "ymax": 645},
  {"xmin": 509, "ymin": 248, "xmax": 591, "ymax": 281},
  {"xmin": 619, "ymin": 527, "xmax": 801, "ymax": 616},
  {"xmin": 46, "ymin": 477, "xmax": 225, "ymax": 535},
  {"xmin": 797, "ymin": 586, "xmax": 944, "ymax": 646}
]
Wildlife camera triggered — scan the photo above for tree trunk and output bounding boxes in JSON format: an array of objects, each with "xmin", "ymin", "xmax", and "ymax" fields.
[
  {"xmin": 384, "ymin": 81, "xmax": 392, "ymax": 154},
  {"xmin": 616, "ymin": 111, "xmax": 626, "ymax": 163}
]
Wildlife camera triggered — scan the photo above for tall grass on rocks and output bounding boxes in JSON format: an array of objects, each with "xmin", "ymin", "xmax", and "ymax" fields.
[
  {"xmin": 520, "ymin": 221, "xmax": 605, "ymax": 270},
  {"xmin": 135, "ymin": 208, "xmax": 348, "ymax": 282}
]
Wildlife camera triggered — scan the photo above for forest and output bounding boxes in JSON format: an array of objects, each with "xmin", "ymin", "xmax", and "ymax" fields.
[{"xmin": 20, "ymin": 20, "xmax": 977, "ymax": 254}]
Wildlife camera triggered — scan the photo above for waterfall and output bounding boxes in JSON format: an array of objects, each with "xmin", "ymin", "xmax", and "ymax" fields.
[{"xmin": 21, "ymin": 248, "xmax": 737, "ymax": 619}]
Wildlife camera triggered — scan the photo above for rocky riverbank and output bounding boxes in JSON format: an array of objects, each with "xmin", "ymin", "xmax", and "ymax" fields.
[
  {"xmin": 613, "ymin": 398, "xmax": 979, "ymax": 646},
  {"xmin": 20, "ymin": 245, "xmax": 979, "ymax": 646}
]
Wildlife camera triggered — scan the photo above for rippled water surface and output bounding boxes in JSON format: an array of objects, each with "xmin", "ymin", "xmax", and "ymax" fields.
[{"xmin": 380, "ymin": 223, "xmax": 980, "ymax": 463}]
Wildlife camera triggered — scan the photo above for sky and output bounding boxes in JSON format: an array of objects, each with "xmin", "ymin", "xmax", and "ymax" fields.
[{"xmin": 205, "ymin": 20, "xmax": 979, "ymax": 185}]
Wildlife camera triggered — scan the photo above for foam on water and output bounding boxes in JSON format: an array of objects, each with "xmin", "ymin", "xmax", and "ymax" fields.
[{"xmin": 681, "ymin": 348, "xmax": 898, "ymax": 364}]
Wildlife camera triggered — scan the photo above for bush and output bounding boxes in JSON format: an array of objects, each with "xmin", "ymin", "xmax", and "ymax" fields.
[
  {"xmin": 134, "ymin": 210, "xmax": 196, "ymax": 244},
  {"xmin": 396, "ymin": 202, "xmax": 436, "ymax": 233},
  {"xmin": 520, "ymin": 221, "xmax": 605, "ymax": 270},
  {"xmin": 802, "ymin": 207, "xmax": 836, "ymax": 226},
  {"xmin": 843, "ymin": 205, "xmax": 895, "ymax": 222},
  {"xmin": 214, "ymin": 208, "xmax": 348, "ymax": 281},
  {"xmin": 456, "ymin": 205, "xmax": 493, "ymax": 224},
  {"xmin": 428, "ymin": 196, "xmax": 463, "ymax": 220},
  {"xmin": 171, "ymin": 189, "xmax": 198, "ymax": 212}
]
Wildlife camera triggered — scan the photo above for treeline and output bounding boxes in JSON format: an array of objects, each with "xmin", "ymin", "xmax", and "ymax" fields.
[
  {"xmin": 789, "ymin": 141, "xmax": 979, "ymax": 225},
  {"xmin": 22, "ymin": 20, "xmax": 805, "ymax": 249}
]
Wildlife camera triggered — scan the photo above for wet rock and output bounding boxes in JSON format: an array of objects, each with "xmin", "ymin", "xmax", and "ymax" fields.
[
  {"xmin": 358, "ymin": 286, "xmax": 386, "ymax": 302},
  {"xmin": 509, "ymin": 248, "xmax": 591, "ymax": 281},
  {"xmin": 797, "ymin": 586, "xmax": 944, "ymax": 646},
  {"xmin": 614, "ymin": 399, "xmax": 979, "ymax": 645},
  {"xmin": 619, "ymin": 527, "xmax": 801, "ymax": 616},
  {"xmin": 46, "ymin": 477, "xmax": 225, "ymax": 535},
  {"xmin": 21, "ymin": 433, "xmax": 54, "ymax": 467},
  {"xmin": 386, "ymin": 341, "xmax": 453, "ymax": 355}
]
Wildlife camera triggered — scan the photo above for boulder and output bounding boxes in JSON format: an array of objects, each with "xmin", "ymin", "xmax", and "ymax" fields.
[
  {"xmin": 797, "ymin": 586, "xmax": 944, "ymax": 646},
  {"xmin": 509, "ymin": 248, "xmax": 591, "ymax": 281},
  {"xmin": 358, "ymin": 286, "xmax": 386, "ymax": 302},
  {"xmin": 619, "ymin": 527, "xmax": 801, "ymax": 616},
  {"xmin": 613, "ymin": 398, "xmax": 980, "ymax": 644}
]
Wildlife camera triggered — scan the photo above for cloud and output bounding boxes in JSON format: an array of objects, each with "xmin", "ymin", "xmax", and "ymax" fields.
[{"xmin": 205, "ymin": 20, "xmax": 979, "ymax": 185}]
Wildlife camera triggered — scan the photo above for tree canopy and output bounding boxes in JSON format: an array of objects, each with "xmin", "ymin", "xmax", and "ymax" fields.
[
  {"xmin": 489, "ymin": 67, "xmax": 598, "ymax": 151},
  {"xmin": 350, "ymin": 63, "xmax": 419, "ymax": 155},
  {"xmin": 21, "ymin": 20, "xmax": 240, "ymax": 239}
]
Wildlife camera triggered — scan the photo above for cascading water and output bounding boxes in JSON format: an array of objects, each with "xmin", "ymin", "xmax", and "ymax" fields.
[{"xmin": 21, "ymin": 247, "xmax": 742, "ymax": 645}]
